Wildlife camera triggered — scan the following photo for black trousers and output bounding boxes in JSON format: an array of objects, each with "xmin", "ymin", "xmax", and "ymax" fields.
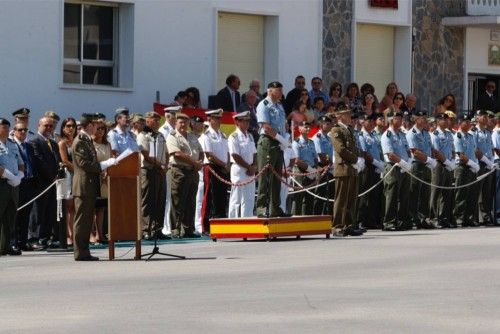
[
  {"xmin": 202, "ymin": 164, "xmax": 229, "ymax": 232},
  {"xmin": 13, "ymin": 178, "xmax": 36, "ymax": 246},
  {"xmin": 29, "ymin": 183, "xmax": 57, "ymax": 241}
]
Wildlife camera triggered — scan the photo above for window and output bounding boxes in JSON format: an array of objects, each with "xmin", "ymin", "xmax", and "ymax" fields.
[{"xmin": 63, "ymin": 2, "xmax": 118, "ymax": 86}]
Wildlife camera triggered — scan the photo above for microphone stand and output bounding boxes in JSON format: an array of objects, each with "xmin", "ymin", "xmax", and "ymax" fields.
[{"xmin": 141, "ymin": 131, "xmax": 185, "ymax": 261}]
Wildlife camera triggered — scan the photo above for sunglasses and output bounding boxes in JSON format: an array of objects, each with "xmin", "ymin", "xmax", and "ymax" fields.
[
  {"xmin": 65, "ymin": 124, "xmax": 76, "ymax": 128},
  {"xmin": 15, "ymin": 128, "xmax": 28, "ymax": 132}
]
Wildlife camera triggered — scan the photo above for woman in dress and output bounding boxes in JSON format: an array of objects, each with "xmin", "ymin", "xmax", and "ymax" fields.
[
  {"xmin": 58, "ymin": 117, "xmax": 77, "ymax": 248},
  {"xmin": 328, "ymin": 82, "xmax": 343, "ymax": 104},
  {"xmin": 91, "ymin": 120, "xmax": 112, "ymax": 244},
  {"xmin": 378, "ymin": 82, "xmax": 399, "ymax": 112},
  {"xmin": 435, "ymin": 93, "xmax": 456, "ymax": 115},
  {"xmin": 343, "ymin": 82, "xmax": 363, "ymax": 111}
]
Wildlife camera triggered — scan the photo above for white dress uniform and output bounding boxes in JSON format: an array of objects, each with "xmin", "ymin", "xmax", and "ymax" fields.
[
  {"xmin": 159, "ymin": 121, "xmax": 175, "ymax": 235},
  {"xmin": 228, "ymin": 128, "xmax": 256, "ymax": 217},
  {"xmin": 194, "ymin": 134, "xmax": 205, "ymax": 233},
  {"xmin": 280, "ymin": 133, "xmax": 296, "ymax": 213}
]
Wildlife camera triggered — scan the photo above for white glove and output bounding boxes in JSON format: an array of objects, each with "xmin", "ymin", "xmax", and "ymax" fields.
[
  {"xmin": 480, "ymin": 155, "xmax": 495, "ymax": 170},
  {"xmin": 1, "ymin": 169, "xmax": 21, "ymax": 187},
  {"xmin": 372, "ymin": 159, "xmax": 385, "ymax": 170},
  {"xmin": 425, "ymin": 157, "xmax": 438, "ymax": 169},
  {"xmin": 443, "ymin": 159, "xmax": 456, "ymax": 172},
  {"xmin": 100, "ymin": 157, "xmax": 117, "ymax": 170},
  {"xmin": 274, "ymin": 134, "xmax": 291, "ymax": 149},
  {"xmin": 397, "ymin": 160, "xmax": 411, "ymax": 173},
  {"xmin": 467, "ymin": 159, "xmax": 480, "ymax": 173},
  {"xmin": 18, "ymin": 171, "xmax": 25, "ymax": 180},
  {"xmin": 353, "ymin": 157, "xmax": 365, "ymax": 173},
  {"xmin": 306, "ymin": 165, "xmax": 317, "ymax": 180}
]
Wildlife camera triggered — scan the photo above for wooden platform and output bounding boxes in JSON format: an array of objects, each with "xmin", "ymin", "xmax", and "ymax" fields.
[{"xmin": 209, "ymin": 215, "xmax": 332, "ymax": 241}]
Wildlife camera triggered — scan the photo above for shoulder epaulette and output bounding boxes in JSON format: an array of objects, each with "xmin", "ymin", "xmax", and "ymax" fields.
[
  {"xmin": 170, "ymin": 130, "xmax": 176, "ymax": 136},
  {"xmin": 230, "ymin": 132, "xmax": 238, "ymax": 138},
  {"xmin": 433, "ymin": 131, "xmax": 438, "ymax": 136},
  {"xmin": 457, "ymin": 132, "xmax": 462, "ymax": 139},
  {"xmin": 7, "ymin": 138, "xmax": 14, "ymax": 143},
  {"xmin": 263, "ymin": 100, "xmax": 269, "ymax": 106},
  {"xmin": 412, "ymin": 128, "xmax": 417, "ymax": 134},
  {"xmin": 112, "ymin": 129, "xmax": 117, "ymax": 133},
  {"xmin": 386, "ymin": 130, "xmax": 392, "ymax": 138},
  {"xmin": 204, "ymin": 129, "xmax": 210, "ymax": 135}
]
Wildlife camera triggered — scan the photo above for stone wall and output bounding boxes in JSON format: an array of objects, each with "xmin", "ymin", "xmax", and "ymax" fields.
[
  {"xmin": 322, "ymin": 0, "xmax": 352, "ymax": 92},
  {"xmin": 412, "ymin": 0, "xmax": 466, "ymax": 112}
]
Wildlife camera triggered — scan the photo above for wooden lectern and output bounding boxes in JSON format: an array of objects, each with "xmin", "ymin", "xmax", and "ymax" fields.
[{"xmin": 107, "ymin": 152, "xmax": 141, "ymax": 260}]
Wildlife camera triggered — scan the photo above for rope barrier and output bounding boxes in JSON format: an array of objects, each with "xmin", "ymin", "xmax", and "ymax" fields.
[
  {"xmin": 17, "ymin": 180, "xmax": 58, "ymax": 211},
  {"xmin": 404, "ymin": 165, "xmax": 498, "ymax": 190}
]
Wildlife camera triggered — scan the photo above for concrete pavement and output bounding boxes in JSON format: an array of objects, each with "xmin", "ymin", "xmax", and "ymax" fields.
[{"xmin": 1, "ymin": 228, "xmax": 500, "ymax": 333}]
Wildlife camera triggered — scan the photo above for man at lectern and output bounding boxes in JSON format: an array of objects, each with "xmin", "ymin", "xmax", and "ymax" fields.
[{"xmin": 72, "ymin": 113, "xmax": 117, "ymax": 261}]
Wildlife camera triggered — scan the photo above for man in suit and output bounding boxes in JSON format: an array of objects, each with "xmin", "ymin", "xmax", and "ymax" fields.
[
  {"xmin": 216, "ymin": 74, "xmax": 241, "ymax": 112},
  {"xmin": 28, "ymin": 117, "xmax": 62, "ymax": 248},
  {"xmin": 477, "ymin": 80, "xmax": 498, "ymax": 113},
  {"xmin": 284, "ymin": 75, "xmax": 306, "ymax": 115},
  {"xmin": 330, "ymin": 105, "xmax": 365, "ymax": 236},
  {"xmin": 72, "ymin": 113, "xmax": 116, "ymax": 261},
  {"xmin": 241, "ymin": 80, "xmax": 262, "ymax": 104},
  {"xmin": 11, "ymin": 122, "xmax": 43, "ymax": 251},
  {"xmin": 237, "ymin": 90, "xmax": 259, "ymax": 144}
]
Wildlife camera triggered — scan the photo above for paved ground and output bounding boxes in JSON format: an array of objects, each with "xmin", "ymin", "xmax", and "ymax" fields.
[{"xmin": 2, "ymin": 228, "xmax": 500, "ymax": 333}]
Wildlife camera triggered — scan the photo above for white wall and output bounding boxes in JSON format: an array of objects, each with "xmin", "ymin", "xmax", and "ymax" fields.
[
  {"xmin": 465, "ymin": 27, "xmax": 500, "ymax": 75},
  {"xmin": 0, "ymin": 0, "xmax": 322, "ymax": 123}
]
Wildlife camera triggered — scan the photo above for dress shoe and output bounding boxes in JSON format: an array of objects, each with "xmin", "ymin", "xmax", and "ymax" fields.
[
  {"xmin": 75, "ymin": 255, "xmax": 99, "ymax": 261},
  {"xmin": 20, "ymin": 242, "xmax": 34, "ymax": 252},
  {"xmin": 2, "ymin": 246, "xmax": 22, "ymax": 256},
  {"xmin": 142, "ymin": 233, "xmax": 153, "ymax": 240},
  {"xmin": 382, "ymin": 225, "xmax": 398, "ymax": 231},
  {"xmin": 277, "ymin": 212, "xmax": 292, "ymax": 218},
  {"xmin": 183, "ymin": 232, "xmax": 201, "ymax": 239},
  {"xmin": 171, "ymin": 234, "xmax": 182, "ymax": 239},
  {"xmin": 416, "ymin": 221, "xmax": 436, "ymax": 230},
  {"xmin": 47, "ymin": 240, "xmax": 61, "ymax": 249},
  {"xmin": 342, "ymin": 228, "xmax": 364, "ymax": 237},
  {"xmin": 31, "ymin": 242, "xmax": 47, "ymax": 251},
  {"xmin": 155, "ymin": 232, "xmax": 171, "ymax": 240}
]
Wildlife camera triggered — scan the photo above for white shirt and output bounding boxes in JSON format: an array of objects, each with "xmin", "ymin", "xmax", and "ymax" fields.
[
  {"xmin": 228, "ymin": 128, "xmax": 256, "ymax": 165},
  {"xmin": 202, "ymin": 126, "xmax": 228, "ymax": 163}
]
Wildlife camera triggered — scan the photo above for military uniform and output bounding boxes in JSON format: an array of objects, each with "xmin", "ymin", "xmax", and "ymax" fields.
[
  {"xmin": 166, "ymin": 116, "xmax": 203, "ymax": 237},
  {"xmin": 107, "ymin": 125, "xmax": 139, "ymax": 155},
  {"xmin": 255, "ymin": 85, "xmax": 288, "ymax": 217},
  {"xmin": 472, "ymin": 112, "xmax": 495, "ymax": 224},
  {"xmin": 357, "ymin": 121, "xmax": 384, "ymax": 229},
  {"xmin": 330, "ymin": 119, "xmax": 362, "ymax": 234},
  {"xmin": 380, "ymin": 122, "xmax": 411, "ymax": 230},
  {"xmin": 406, "ymin": 122, "xmax": 436, "ymax": 228},
  {"xmin": 137, "ymin": 117, "xmax": 168, "ymax": 238},
  {"xmin": 201, "ymin": 111, "xmax": 229, "ymax": 232},
  {"xmin": 430, "ymin": 116, "xmax": 456, "ymax": 227},
  {"xmin": 0, "ymin": 125, "xmax": 23, "ymax": 255},
  {"xmin": 159, "ymin": 115, "xmax": 177, "ymax": 236},
  {"xmin": 453, "ymin": 116, "xmax": 479, "ymax": 227},
  {"xmin": 280, "ymin": 133, "xmax": 296, "ymax": 213},
  {"xmin": 291, "ymin": 130, "xmax": 318, "ymax": 215},
  {"xmin": 228, "ymin": 117, "xmax": 257, "ymax": 218},
  {"xmin": 72, "ymin": 118, "xmax": 108, "ymax": 261},
  {"xmin": 312, "ymin": 126, "xmax": 334, "ymax": 215}
]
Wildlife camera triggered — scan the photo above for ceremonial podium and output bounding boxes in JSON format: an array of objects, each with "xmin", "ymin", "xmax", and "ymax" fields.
[{"xmin": 107, "ymin": 152, "xmax": 141, "ymax": 260}]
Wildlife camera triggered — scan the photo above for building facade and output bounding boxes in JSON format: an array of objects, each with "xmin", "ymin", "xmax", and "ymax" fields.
[{"xmin": 0, "ymin": 0, "xmax": 323, "ymax": 121}]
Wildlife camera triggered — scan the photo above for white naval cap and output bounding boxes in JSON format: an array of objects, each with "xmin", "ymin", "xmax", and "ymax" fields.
[
  {"xmin": 233, "ymin": 110, "xmax": 251, "ymax": 120},
  {"xmin": 205, "ymin": 108, "xmax": 223, "ymax": 117},
  {"xmin": 164, "ymin": 105, "xmax": 182, "ymax": 114}
]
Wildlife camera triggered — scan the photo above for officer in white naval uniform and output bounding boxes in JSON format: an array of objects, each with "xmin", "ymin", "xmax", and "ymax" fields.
[
  {"xmin": 228, "ymin": 111, "xmax": 257, "ymax": 218},
  {"xmin": 159, "ymin": 106, "xmax": 181, "ymax": 236}
]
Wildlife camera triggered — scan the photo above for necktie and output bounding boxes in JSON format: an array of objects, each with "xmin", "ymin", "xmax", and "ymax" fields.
[
  {"xmin": 230, "ymin": 90, "xmax": 236, "ymax": 111},
  {"xmin": 47, "ymin": 139, "xmax": 53, "ymax": 152}
]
